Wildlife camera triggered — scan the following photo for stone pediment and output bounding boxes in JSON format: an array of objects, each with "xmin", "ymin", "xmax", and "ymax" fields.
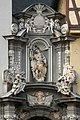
[
  {"xmin": 11, "ymin": 3, "xmax": 67, "ymax": 37},
  {"xmin": 15, "ymin": 3, "xmax": 63, "ymax": 18}
]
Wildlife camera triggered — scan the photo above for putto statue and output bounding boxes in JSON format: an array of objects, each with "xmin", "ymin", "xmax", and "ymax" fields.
[
  {"xmin": 30, "ymin": 45, "xmax": 47, "ymax": 82},
  {"xmin": 11, "ymin": 72, "xmax": 26, "ymax": 95},
  {"xmin": 56, "ymin": 63, "xmax": 76, "ymax": 95},
  {"xmin": 2, "ymin": 71, "xmax": 26, "ymax": 97}
]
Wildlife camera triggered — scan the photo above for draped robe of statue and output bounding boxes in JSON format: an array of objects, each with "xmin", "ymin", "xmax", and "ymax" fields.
[{"xmin": 30, "ymin": 46, "xmax": 47, "ymax": 82}]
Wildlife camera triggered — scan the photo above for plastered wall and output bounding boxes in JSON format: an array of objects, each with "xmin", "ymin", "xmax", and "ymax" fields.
[
  {"xmin": 70, "ymin": 38, "xmax": 80, "ymax": 95},
  {"xmin": 58, "ymin": 0, "xmax": 66, "ymax": 15},
  {"xmin": 0, "ymin": 0, "xmax": 12, "ymax": 95}
]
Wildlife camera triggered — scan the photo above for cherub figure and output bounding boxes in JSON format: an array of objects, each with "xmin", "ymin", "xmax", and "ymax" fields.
[
  {"xmin": 56, "ymin": 63, "xmax": 76, "ymax": 95},
  {"xmin": 49, "ymin": 18, "xmax": 54, "ymax": 33}
]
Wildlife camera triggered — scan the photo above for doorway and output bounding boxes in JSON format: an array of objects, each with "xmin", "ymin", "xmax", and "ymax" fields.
[{"xmin": 28, "ymin": 116, "xmax": 51, "ymax": 120}]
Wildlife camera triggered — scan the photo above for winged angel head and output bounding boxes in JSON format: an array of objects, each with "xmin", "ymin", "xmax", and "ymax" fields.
[{"xmin": 30, "ymin": 45, "xmax": 47, "ymax": 82}]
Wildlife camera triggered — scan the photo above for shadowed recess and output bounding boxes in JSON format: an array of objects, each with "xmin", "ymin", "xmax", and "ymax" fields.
[{"xmin": 28, "ymin": 116, "xmax": 51, "ymax": 120}]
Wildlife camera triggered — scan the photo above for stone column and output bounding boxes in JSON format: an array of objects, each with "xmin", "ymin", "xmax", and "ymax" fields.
[
  {"xmin": 64, "ymin": 42, "xmax": 70, "ymax": 64},
  {"xmin": 54, "ymin": 43, "xmax": 62, "ymax": 81},
  {"xmin": 8, "ymin": 41, "xmax": 15, "ymax": 72},
  {"xmin": 14, "ymin": 42, "xmax": 22, "ymax": 74}
]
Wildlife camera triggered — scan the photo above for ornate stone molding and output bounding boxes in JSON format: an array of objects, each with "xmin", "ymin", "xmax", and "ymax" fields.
[
  {"xmin": 3, "ymin": 67, "xmax": 26, "ymax": 95},
  {"xmin": 27, "ymin": 91, "xmax": 53, "ymax": 106},
  {"xmin": 50, "ymin": 111, "xmax": 61, "ymax": 120},
  {"xmin": 3, "ymin": 61, "xmax": 25, "ymax": 83},
  {"xmin": 4, "ymin": 114, "xmax": 16, "ymax": 120},
  {"xmin": 11, "ymin": 4, "xmax": 68, "ymax": 37},
  {"xmin": 11, "ymin": 18, "xmax": 68, "ymax": 37},
  {"xmin": 56, "ymin": 63, "xmax": 77, "ymax": 95},
  {"xmin": 62, "ymin": 114, "xmax": 79, "ymax": 120},
  {"xmin": 11, "ymin": 72, "xmax": 26, "ymax": 95},
  {"xmin": 3, "ymin": 69, "xmax": 14, "ymax": 83}
]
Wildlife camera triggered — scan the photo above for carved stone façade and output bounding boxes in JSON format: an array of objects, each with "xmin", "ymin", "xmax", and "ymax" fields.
[{"xmin": 0, "ymin": 3, "xmax": 80, "ymax": 120}]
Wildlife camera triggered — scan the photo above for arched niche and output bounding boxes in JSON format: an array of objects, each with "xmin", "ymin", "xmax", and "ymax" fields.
[
  {"xmin": 23, "ymin": 108, "xmax": 59, "ymax": 120},
  {"xmin": 26, "ymin": 37, "xmax": 53, "ymax": 83}
]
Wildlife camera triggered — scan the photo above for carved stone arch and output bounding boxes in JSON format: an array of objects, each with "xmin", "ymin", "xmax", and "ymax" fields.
[
  {"xmin": 23, "ymin": 109, "xmax": 56, "ymax": 120},
  {"xmin": 27, "ymin": 117, "xmax": 52, "ymax": 120},
  {"xmin": 26, "ymin": 37, "xmax": 53, "ymax": 83},
  {"xmin": 28, "ymin": 37, "xmax": 50, "ymax": 50},
  {"xmin": 22, "ymin": 3, "xmax": 57, "ymax": 16}
]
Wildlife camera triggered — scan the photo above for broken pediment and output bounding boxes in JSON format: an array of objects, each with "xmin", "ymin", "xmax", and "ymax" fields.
[
  {"xmin": 15, "ymin": 3, "xmax": 61, "ymax": 18},
  {"xmin": 11, "ymin": 3, "xmax": 67, "ymax": 37}
]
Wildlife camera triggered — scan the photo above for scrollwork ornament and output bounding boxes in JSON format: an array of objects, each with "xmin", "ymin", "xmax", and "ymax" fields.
[
  {"xmin": 61, "ymin": 23, "xmax": 68, "ymax": 35},
  {"xmin": 11, "ymin": 23, "xmax": 18, "ymax": 34}
]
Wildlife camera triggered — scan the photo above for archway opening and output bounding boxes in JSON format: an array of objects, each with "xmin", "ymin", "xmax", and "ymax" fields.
[{"xmin": 28, "ymin": 116, "xmax": 51, "ymax": 120}]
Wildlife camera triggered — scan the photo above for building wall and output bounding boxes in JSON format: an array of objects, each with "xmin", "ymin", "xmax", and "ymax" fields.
[
  {"xmin": 0, "ymin": 0, "xmax": 12, "ymax": 95},
  {"xmin": 70, "ymin": 39, "xmax": 80, "ymax": 95},
  {"xmin": 58, "ymin": 0, "xmax": 66, "ymax": 15}
]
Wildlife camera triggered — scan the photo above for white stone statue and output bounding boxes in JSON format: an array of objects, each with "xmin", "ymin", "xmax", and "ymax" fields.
[
  {"xmin": 49, "ymin": 18, "xmax": 54, "ymax": 33},
  {"xmin": 30, "ymin": 45, "xmax": 47, "ymax": 82},
  {"xmin": 56, "ymin": 63, "xmax": 76, "ymax": 95},
  {"xmin": 11, "ymin": 72, "xmax": 26, "ymax": 95},
  {"xmin": 54, "ymin": 19, "xmax": 61, "ymax": 37},
  {"xmin": 63, "ymin": 64, "xmax": 76, "ymax": 83},
  {"xmin": 49, "ymin": 18, "xmax": 62, "ymax": 37},
  {"xmin": 25, "ymin": 19, "xmax": 31, "ymax": 33}
]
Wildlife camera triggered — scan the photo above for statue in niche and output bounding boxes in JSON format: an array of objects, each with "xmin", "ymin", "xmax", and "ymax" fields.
[{"xmin": 30, "ymin": 45, "xmax": 47, "ymax": 82}]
